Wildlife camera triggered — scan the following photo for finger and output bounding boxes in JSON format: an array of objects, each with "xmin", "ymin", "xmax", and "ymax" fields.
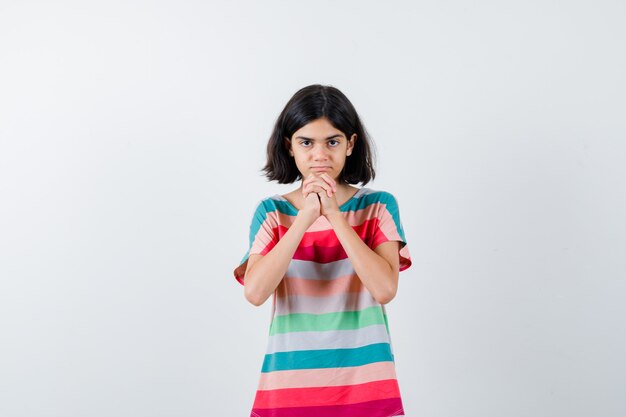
[
  {"xmin": 318, "ymin": 186, "xmax": 332, "ymax": 198},
  {"xmin": 303, "ymin": 174, "xmax": 326, "ymax": 189},
  {"xmin": 319, "ymin": 172, "xmax": 334, "ymax": 184},
  {"xmin": 320, "ymin": 173, "xmax": 337, "ymax": 191},
  {"xmin": 302, "ymin": 173, "xmax": 316, "ymax": 187},
  {"xmin": 311, "ymin": 182, "xmax": 332, "ymax": 198},
  {"xmin": 307, "ymin": 177, "xmax": 332, "ymax": 193},
  {"xmin": 319, "ymin": 179, "xmax": 335, "ymax": 196},
  {"xmin": 303, "ymin": 184, "xmax": 326, "ymax": 196},
  {"xmin": 313, "ymin": 172, "xmax": 335, "ymax": 191},
  {"xmin": 310, "ymin": 185, "xmax": 331, "ymax": 198},
  {"xmin": 302, "ymin": 177, "xmax": 321, "ymax": 194}
]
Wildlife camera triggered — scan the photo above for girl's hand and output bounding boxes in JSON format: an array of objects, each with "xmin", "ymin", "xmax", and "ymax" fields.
[
  {"xmin": 302, "ymin": 173, "xmax": 339, "ymax": 217},
  {"xmin": 299, "ymin": 173, "xmax": 323, "ymax": 224},
  {"xmin": 316, "ymin": 173, "xmax": 340, "ymax": 216},
  {"xmin": 300, "ymin": 189, "xmax": 321, "ymax": 224}
]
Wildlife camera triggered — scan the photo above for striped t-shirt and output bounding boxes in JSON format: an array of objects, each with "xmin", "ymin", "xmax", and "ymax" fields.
[{"xmin": 233, "ymin": 187, "xmax": 412, "ymax": 417}]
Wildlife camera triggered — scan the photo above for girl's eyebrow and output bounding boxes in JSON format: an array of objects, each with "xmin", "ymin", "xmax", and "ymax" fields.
[{"xmin": 295, "ymin": 134, "xmax": 343, "ymax": 140}]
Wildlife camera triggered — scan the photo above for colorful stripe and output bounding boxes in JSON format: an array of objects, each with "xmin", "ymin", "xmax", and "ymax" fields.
[
  {"xmin": 262, "ymin": 342, "xmax": 394, "ymax": 372},
  {"xmin": 273, "ymin": 290, "xmax": 379, "ymax": 316},
  {"xmin": 266, "ymin": 324, "xmax": 390, "ymax": 354},
  {"xmin": 257, "ymin": 361, "xmax": 398, "ymax": 390},
  {"xmin": 251, "ymin": 397, "xmax": 404, "ymax": 417},
  {"xmin": 234, "ymin": 188, "xmax": 412, "ymax": 416},
  {"xmin": 278, "ymin": 275, "xmax": 369, "ymax": 298},
  {"xmin": 253, "ymin": 378, "xmax": 401, "ymax": 408},
  {"xmin": 268, "ymin": 305, "xmax": 387, "ymax": 335}
]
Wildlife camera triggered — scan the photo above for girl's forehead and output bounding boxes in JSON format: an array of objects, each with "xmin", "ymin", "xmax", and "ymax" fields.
[{"xmin": 295, "ymin": 118, "xmax": 343, "ymax": 137}]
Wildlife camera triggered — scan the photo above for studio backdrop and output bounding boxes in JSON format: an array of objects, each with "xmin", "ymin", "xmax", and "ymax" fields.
[{"xmin": 0, "ymin": 1, "xmax": 624, "ymax": 416}]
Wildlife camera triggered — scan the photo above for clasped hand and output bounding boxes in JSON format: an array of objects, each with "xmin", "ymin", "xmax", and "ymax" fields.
[{"xmin": 301, "ymin": 172, "xmax": 339, "ymax": 219}]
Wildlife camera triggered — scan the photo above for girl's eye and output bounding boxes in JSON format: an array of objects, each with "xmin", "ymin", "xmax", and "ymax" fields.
[{"xmin": 300, "ymin": 139, "xmax": 340, "ymax": 147}]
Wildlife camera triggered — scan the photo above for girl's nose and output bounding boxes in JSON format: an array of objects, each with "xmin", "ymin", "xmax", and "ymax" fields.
[{"xmin": 313, "ymin": 145, "xmax": 329, "ymax": 160}]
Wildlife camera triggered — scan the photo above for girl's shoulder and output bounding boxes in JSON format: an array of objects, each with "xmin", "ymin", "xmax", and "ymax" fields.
[
  {"xmin": 357, "ymin": 187, "xmax": 393, "ymax": 198},
  {"xmin": 352, "ymin": 188, "xmax": 406, "ymax": 218},
  {"xmin": 354, "ymin": 187, "xmax": 400, "ymax": 204},
  {"xmin": 250, "ymin": 194, "xmax": 298, "ymax": 217},
  {"xmin": 338, "ymin": 187, "xmax": 403, "ymax": 214}
]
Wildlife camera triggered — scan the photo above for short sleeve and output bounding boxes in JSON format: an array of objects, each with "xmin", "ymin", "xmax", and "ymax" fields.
[
  {"xmin": 371, "ymin": 192, "xmax": 412, "ymax": 272},
  {"xmin": 233, "ymin": 199, "xmax": 279, "ymax": 285}
]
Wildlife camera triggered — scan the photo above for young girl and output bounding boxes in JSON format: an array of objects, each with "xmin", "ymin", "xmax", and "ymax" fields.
[{"xmin": 233, "ymin": 84, "xmax": 412, "ymax": 417}]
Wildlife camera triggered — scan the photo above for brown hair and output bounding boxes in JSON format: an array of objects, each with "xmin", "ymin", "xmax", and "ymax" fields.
[{"xmin": 261, "ymin": 84, "xmax": 376, "ymax": 185}]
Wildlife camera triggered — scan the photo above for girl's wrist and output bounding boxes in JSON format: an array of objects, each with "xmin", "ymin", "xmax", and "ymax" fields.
[
  {"xmin": 324, "ymin": 210, "xmax": 344, "ymax": 225},
  {"xmin": 296, "ymin": 209, "xmax": 319, "ymax": 227}
]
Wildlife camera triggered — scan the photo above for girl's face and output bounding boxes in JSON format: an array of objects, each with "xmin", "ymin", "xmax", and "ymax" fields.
[{"xmin": 285, "ymin": 117, "xmax": 356, "ymax": 183}]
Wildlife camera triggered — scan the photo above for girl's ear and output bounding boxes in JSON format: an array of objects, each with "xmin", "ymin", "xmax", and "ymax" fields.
[
  {"xmin": 347, "ymin": 133, "xmax": 357, "ymax": 156},
  {"xmin": 284, "ymin": 137, "xmax": 293, "ymax": 157}
]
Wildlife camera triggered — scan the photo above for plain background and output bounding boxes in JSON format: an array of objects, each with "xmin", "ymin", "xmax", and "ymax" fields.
[{"xmin": 1, "ymin": 1, "xmax": 625, "ymax": 416}]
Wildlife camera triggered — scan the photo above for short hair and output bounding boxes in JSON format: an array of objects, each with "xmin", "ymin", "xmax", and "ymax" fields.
[{"xmin": 261, "ymin": 84, "xmax": 376, "ymax": 185}]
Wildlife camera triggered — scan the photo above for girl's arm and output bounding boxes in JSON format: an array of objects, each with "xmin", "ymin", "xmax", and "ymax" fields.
[
  {"xmin": 325, "ymin": 212, "xmax": 401, "ymax": 304},
  {"xmin": 243, "ymin": 212, "xmax": 316, "ymax": 306}
]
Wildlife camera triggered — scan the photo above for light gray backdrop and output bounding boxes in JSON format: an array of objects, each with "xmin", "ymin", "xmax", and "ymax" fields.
[{"xmin": 1, "ymin": 1, "xmax": 624, "ymax": 416}]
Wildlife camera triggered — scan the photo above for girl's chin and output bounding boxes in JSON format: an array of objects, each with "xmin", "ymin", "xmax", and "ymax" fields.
[
  {"xmin": 299, "ymin": 171, "xmax": 340, "ymax": 181},
  {"xmin": 309, "ymin": 169, "xmax": 336, "ymax": 176}
]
